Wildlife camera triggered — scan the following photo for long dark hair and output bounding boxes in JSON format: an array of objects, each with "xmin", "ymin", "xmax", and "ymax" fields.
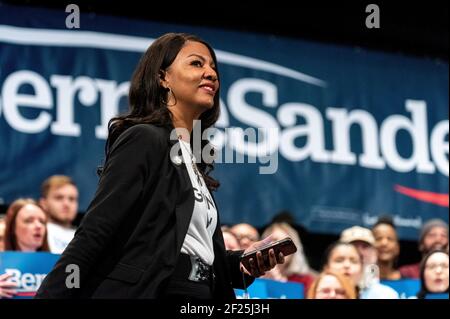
[
  {"xmin": 103, "ymin": 33, "xmax": 221, "ymax": 191},
  {"xmin": 417, "ymin": 249, "xmax": 449, "ymax": 299}
]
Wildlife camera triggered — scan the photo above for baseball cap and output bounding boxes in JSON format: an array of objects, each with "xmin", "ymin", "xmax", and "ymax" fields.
[{"xmin": 340, "ymin": 226, "xmax": 375, "ymax": 246}]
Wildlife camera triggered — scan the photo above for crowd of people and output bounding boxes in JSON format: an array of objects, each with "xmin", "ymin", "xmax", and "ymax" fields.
[
  {"xmin": 0, "ymin": 175, "xmax": 78, "ymax": 298},
  {"xmin": 0, "ymin": 175, "xmax": 448, "ymax": 299},
  {"xmin": 221, "ymin": 218, "xmax": 448, "ymax": 299}
]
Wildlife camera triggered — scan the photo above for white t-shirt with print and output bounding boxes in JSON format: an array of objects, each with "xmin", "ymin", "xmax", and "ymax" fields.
[
  {"xmin": 47, "ymin": 222, "xmax": 75, "ymax": 254},
  {"xmin": 179, "ymin": 139, "xmax": 218, "ymax": 266}
]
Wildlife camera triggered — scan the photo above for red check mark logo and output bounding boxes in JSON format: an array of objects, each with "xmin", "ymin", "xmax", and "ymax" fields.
[{"xmin": 394, "ymin": 184, "xmax": 449, "ymax": 207}]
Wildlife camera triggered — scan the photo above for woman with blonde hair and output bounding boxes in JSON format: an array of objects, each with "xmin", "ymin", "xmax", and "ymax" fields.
[
  {"xmin": 307, "ymin": 270, "xmax": 357, "ymax": 299},
  {"xmin": 261, "ymin": 222, "xmax": 316, "ymax": 293}
]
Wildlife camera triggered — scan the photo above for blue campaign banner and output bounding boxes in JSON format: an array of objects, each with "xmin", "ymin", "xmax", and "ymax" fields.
[
  {"xmin": 0, "ymin": 252, "xmax": 60, "ymax": 298},
  {"xmin": 234, "ymin": 278, "xmax": 304, "ymax": 299},
  {"xmin": 0, "ymin": 4, "xmax": 448, "ymax": 240},
  {"xmin": 425, "ymin": 293, "xmax": 449, "ymax": 299},
  {"xmin": 380, "ymin": 279, "xmax": 420, "ymax": 299}
]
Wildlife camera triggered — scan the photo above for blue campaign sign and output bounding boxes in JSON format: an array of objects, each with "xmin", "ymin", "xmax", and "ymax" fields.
[
  {"xmin": 425, "ymin": 293, "xmax": 449, "ymax": 299},
  {"xmin": 380, "ymin": 279, "xmax": 420, "ymax": 298},
  {"xmin": 0, "ymin": 4, "xmax": 448, "ymax": 240},
  {"xmin": 234, "ymin": 278, "xmax": 304, "ymax": 299},
  {"xmin": 0, "ymin": 252, "xmax": 60, "ymax": 299}
]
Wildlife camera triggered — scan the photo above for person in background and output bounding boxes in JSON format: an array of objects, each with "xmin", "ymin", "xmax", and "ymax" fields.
[
  {"xmin": 39, "ymin": 175, "xmax": 78, "ymax": 254},
  {"xmin": 401, "ymin": 219, "xmax": 448, "ymax": 279},
  {"xmin": 0, "ymin": 215, "xmax": 5, "ymax": 252},
  {"xmin": 323, "ymin": 241, "xmax": 363, "ymax": 289},
  {"xmin": 230, "ymin": 223, "xmax": 260, "ymax": 250},
  {"xmin": 307, "ymin": 270, "xmax": 357, "ymax": 299},
  {"xmin": 340, "ymin": 225, "xmax": 378, "ymax": 288},
  {"xmin": 340, "ymin": 226, "xmax": 399, "ymax": 298},
  {"xmin": 417, "ymin": 250, "xmax": 449, "ymax": 299},
  {"xmin": 221, "ymin": 226, "xmax": 241, "ymax": 251},
  {"xmin": 340, "ymin": 226, "xmax": 377, "ymax": 265},
  {"xmin": 261, "ymin": 222, "xmax": 316, "ymax": 294},
  {"xmin": 0, "ymin": 198, "xmax": 49, "ymax": 298},
  {"xmin": 323, "ymin": 241, "xmax": 398, "ymax": 299},
  {"xmin": 372, "ymin": 216, "xmax": 402, "ymax": 280},
  {"xmin": 3, "ymin": 198, "xmax": 49, "ymax": 252}
]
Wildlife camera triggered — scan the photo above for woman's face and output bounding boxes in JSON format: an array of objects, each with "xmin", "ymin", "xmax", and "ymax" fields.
[
  {"xmin": 15, "ymin": 204, "xmax": 47, "ymax": 251},
  {"xmin": 164, "ymin": 41, "xmax": 219, "ymax": 114},
  {"xmin": 326, "ymin": 245, "xmax": 362, "ymax": 285},
  {"xmin": 315, "ymin": 274, "xmax": 347, "ymax": 299},
  {"xmin": 424, "ymin": 252, "xmax": 449, "ymax": 293},
  {"xmin": 373, "ymin": 224, "xmax": 400, "ymax": 263}
]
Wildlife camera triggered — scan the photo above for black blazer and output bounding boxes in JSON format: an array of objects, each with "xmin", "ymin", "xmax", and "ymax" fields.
[{"xmin": 35, "ymin": 123, "xmax": 254, "ymax": 299}]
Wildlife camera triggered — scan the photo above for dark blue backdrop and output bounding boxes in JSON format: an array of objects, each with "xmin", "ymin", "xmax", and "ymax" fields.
[{"xmin": 1, "ymin": 5, "xmax": 448, "ymax": 239}]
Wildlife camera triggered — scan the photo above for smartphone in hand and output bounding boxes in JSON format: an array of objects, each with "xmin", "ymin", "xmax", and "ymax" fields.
[{"xmin": 240, "ymin": 237, "xmax": 297, "ymax": 270}]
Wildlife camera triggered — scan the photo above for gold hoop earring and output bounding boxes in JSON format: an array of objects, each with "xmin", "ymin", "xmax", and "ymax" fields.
[{"xmin": 166, "ymin": 87, "xmax": 176, "ymax": 107}]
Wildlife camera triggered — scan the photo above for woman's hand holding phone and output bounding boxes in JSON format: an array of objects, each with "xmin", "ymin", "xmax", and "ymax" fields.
[{"xmin": 239, "ymin": 235, "xmax": 287, "ymax": 277}]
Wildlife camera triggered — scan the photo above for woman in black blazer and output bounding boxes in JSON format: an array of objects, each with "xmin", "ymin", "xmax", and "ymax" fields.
[{"xmin": 35, "ymin": 33, "xmax": 284, "ymax": 299}]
